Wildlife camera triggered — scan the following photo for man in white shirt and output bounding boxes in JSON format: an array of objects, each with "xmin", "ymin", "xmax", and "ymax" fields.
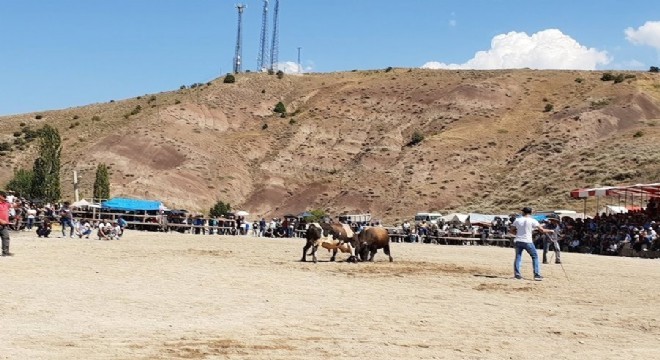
[{"xmin": 510, "ymin": 207, "xmax": 552, "ymax": 281}]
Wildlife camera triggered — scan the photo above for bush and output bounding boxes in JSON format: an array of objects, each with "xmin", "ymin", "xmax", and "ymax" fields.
[
  {"xmin": 385, "ymin": 66, "xmax": 393, "ymax": 72},
  {"xmin": 407, "ymin": 131, "xmax": 424, "ymax": 147},
  {"xmin": 174, "ymin": 99, "xmax": 181, "ymax": 105},
  {"xmin": 35, "ymin": 114, "xmax": 43, "ymax": 120},
  {"xmin": 0, "ymin": 142, "xmax": 11, "ymax": 152},
  {"xmin": 650, "ymin": 66, "xmax": 659, "ymax": 73},
  {"xmin": 19, "ymin": 122, "xmax": 26, "ymax": 127},
  {"xmin": 180, "ymin": 85, "xmax": 187, "ymax": 90},
  {"xmin": 91, "ymin": 115, "xmax": 101, "ymax": 121},
  {"xmin": 544, "ymin": 103, "xmax": 554, "ymax": 112},
  {"xmin": 223, "ymin": 73, "xmax": 236, "ymax": 83},
  {"xmin": 574, "ymin": 77, "xmax": 584, "ymax": 83},
  {"xmin": 633, "ymin": 131, "xmax": 644, "ymax": 138},
  {"xmin": 289, "ymin": 118, "xmax": 296, "ymax": 125},
  {"xmin": 613, "ymin": 74, "xmax": 625, "ymax": 84},
  {"xmin": 262, "ymin": 123, "xmax": 268, "ymax": 130},
  {"xmin": 600, "ymin": 73, "xmax": 615, "ymax": 81},
  {"xmin": 273, "ymin": 101, "xmax": 286, "ymax": 114},
  {"xmin": 73, "ymin": 115, "xmax": 79, "ymax": 120},
  {"xmin": 130, "ymin": 105, "xmax": 142, "ymax": 116},
  {"xmin": 276, "ymin": 70, "xmax": 285, "ymax": 79}
]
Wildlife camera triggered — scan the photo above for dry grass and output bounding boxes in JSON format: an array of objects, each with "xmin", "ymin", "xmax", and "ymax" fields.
[{"xmin": 1, "ymin": 69, "xmax": 659, "ymax": 220}]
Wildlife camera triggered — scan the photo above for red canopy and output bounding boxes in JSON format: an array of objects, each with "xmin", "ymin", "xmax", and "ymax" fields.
[{"xmin": 570, "ymin": 183, "xmax": 660, "ymax": 199}]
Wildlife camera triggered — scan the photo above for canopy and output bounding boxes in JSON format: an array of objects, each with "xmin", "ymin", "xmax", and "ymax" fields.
[
  {"xmin": 570, "ymin": 183, "xmax": 660, "ymax": 199},
  {"xmin": 467, "ymin": 213, "xmax": 497, "ymax": 225},
  {"xmin": 442, "ymin": 213, "xmax": 468, "ymax": 223},
  {"xmin": 71, "ymin": 199, "xmax": 91, "ymax": 208},
  {"xmin": 101, "ymin": 197, "xmax": 164, "ymax": 211},
  {"xmin": 235, "ymin": 210, "xmax": 249, "ymax": 217}
]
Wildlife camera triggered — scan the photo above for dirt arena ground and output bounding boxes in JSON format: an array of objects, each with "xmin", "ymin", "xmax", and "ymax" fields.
[{"xmin": 1, "ymin": 230, "xmax": 659, "ymax": 359}]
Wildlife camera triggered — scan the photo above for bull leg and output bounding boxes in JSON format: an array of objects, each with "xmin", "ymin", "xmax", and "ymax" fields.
[
  {"xmin": 346, "ymin": 243, "xmax": 358, "ymax": 263},
  {"xmin": 301, "ymin": 241, "xmax": 312, "ymax": 262},
  {"xmin": 330, "ymin": 248, "xmax": 338, "ymax": 262},
  {"xmin": 311, "ymin": 245, "xmax": 319, "ymax": 263},
  {"xmin": 384, "ymin": 244, "xmax": 394, "ymax": 262},
  {"xmin": 369, "ymin": 248, "xmax": 377, "ymax": 262}
]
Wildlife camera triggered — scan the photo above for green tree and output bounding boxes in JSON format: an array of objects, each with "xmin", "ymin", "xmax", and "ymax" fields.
[
  {"xmin": 650, "ymin": 66, "xmax": 659, "ymax": 73},
  {"xmin": 31, "ymin": 125, "xmax": 61, "ymax": 202},
  {"xmin": 273, "ymin": 101, "xmax": 287, "ymax": 114},
  {"xmin": 6, "ymin": 168, "xmax": 34, "ymax": 198},
  {"xmin": 93, "ymin": 163, "xmax": 111, "ymax": 201},
  {"xmin": 209, "ymin": 200, "xmax": 231, "ymax": 217},
  {"xmin": 306, "ymin": 209, "xmax": 327, "ymax": 222}
]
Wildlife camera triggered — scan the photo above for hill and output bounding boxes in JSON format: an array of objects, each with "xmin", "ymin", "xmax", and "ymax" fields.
[{"xmin": 1, "ymin": 69, "xmax": 659, "ymax": 222}]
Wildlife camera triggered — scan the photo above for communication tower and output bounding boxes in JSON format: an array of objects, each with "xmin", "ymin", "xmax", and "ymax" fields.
[
  {"xmin": 233, "ymin": 4, "xmax": 246, "ymax": 74},
  {"xmin": 269, "ymin": 0, "xmax": 280, "ymax": 72},
  {"xmin": 257, "ymin": 0, "xmax": 270, "ymax": 71}
]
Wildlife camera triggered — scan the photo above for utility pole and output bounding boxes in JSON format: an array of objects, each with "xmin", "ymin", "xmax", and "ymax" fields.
[
  {"xmin": 297, "ymin": 46, "xmax": 302, "ymax": 73},
  {"xmin": 233, "ymin": 4, "xmax": 246, "ymax": 74},
  {"xmin": 73, "ymin": 170, "xmax": 80, "ymax": 202}
]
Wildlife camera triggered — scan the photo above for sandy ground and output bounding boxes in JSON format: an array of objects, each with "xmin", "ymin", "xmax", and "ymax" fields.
[{"xmin": 1, "ymin": 230, "xmax": 659, "ymax": 360}]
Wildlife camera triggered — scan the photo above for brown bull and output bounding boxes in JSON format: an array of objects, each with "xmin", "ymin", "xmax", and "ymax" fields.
[{"xmin": 356, "ymin": 227, "xmax": 393, "ymax": 262}]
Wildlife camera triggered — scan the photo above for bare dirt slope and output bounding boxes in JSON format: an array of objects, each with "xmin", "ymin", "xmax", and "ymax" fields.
[
  {"xmin": 1, "ymin": 231, "xmax": 659, "ymax": 359},
  {"xmin": 1, "ymin": 69, "xmax": 659, "ymax": 221}
]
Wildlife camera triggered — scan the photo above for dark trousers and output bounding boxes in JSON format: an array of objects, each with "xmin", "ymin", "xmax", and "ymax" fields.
[{"xmin": 0, "ymin": 226, "xmax": 10, "ymax": 254}]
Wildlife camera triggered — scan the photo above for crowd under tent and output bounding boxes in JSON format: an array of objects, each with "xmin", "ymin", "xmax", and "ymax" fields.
[
  {"xmin": 570, "ymin": 182, "xmax": 660, "ymax": 217},
  {"xmin": 442, "ymin": 213, "xmax": 468, "ymax": 224},
  {"xmin": 101, "ymin": 198, "xmax": 165, "ymax": 212}
]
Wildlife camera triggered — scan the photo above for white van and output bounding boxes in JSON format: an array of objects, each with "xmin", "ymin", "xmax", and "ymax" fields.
[{"xmin": 414, "ymin": 212, "xmax": 442, "ymax": 225}]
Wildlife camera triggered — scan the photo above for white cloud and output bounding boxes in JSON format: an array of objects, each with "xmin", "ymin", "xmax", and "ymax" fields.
[
  {"xmin": 422, "ymin": 29, "xmax": 610, "ymax": 70},
  {"xmin": 625, "ymin": 21, "xmax": 660, "ymax": 50},
  {"xmin": 449, "ymin": 19, "xmax": 457, "ymax": 27},
  {"xmin": 275, "ymin": 61, "xmax": 312, "ymax": 74}
]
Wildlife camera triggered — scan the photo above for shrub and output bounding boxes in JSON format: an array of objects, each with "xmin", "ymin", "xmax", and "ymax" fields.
[
  {"xmin": 600, "ymin": 73, "xmax": 615, "ymax": 81},
  {"xmin": 223, "ymin": 73, "xmax": 236, "ymax": 83},
  {"xmin": 273, "ymin": 101, "xmax": 286, "ymax": 114},
  {"xmin": 13, "ymin": 131, "xmax": 21, "ymax": 137},
  {"xmin": 73, "ymin": 115, "xmax": 79, "ymax": 120},
  {"xmin": 574, "ymin": 77, "xmax": 584, "ymax": 83},
  {"xmin": 407, "ymin": 131, "xmax": 424, "ymax": 146},
  {"xmin": 289, "ymin": 118, "xmax": 297, "ymax": 125},
  {"xmin": 544, "ymin": 103, "xmax": 554, "ymax": 112},
  {"xmin": 174, "ymin": 99, "xmax": 181, "ymax": 105},
  {"xmin": 19, "ymin": 122, "xmax": 26, "ymax": 127},
  {"xmin": 91, "ymin": 115, "xmax": 101, "ymax": 121},
  {"xmin": 130, "ymin": 105, "xmax": 142, "ymax": 116},
  {"xmin": 385, "ymin": 66, "xmax": 393, "ymax": 72},
  {"xmin": 650, "ymin": 66, "xmax": 659, "ymax": 73},
  {"xmin": 613, "ymin": 74, "xmax": 625, "ymax": 84},
  {"xmin": 35, "ymin": 114, "xmax": 43, "ymax": 120},
  {"xmin": 276, "ymin": 70, "xmax": 285, "ymax": 79},
  {"xmin": 633, "ymin": 131, "xmax": 644, "ymax": 138},
  {"xmin": 180, "ymin": 85, "xmax": 187, "ymax": 90},
  {"xmin": 262, "ymin": 123, "xmax": 268, "ymax": 130},
  {"xmin": 0, "ymin": 142, "xmax": 11, "ymax": 151}
]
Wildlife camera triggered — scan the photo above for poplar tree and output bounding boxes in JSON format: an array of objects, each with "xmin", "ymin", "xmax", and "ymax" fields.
[
  {"xmin": 93, "ymin": 163, "xmax": 110, "ymax": 201},
  {"xmin": 31, "ymin": 125, "xmax": 61, "ymax": 202}
]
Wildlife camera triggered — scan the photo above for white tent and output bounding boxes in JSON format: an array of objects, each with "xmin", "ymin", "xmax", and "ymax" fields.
[
  {"xmin": 601, "ymin": 205, "xmax": 628, "ymax": 215},
  {"xmin": 71, "ymin": 199, "xmax": 91, "ymax": 208},
  {"xmin": 442, "ymin": 213, "xmax": 468, "ymax": 224},
  {"xmin": 467, "ymin": 213, "xmax": 498, "ymax": 226}
]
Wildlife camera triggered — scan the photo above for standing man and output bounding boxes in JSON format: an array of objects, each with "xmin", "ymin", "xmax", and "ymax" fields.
[
  {"xmin": 510, "ymin": 207, "xmax": 552, "ymax": 281},
  {"xmin": 542, "ymin": 216, "xmax": 562, "ymax": 264},
  {"xmin": 59, "ymin": 201, "xmax": 74, "ymax": 238},
  {"xmin": 0, "ymin": 191, "xmax": 14, "ymax": 256}
]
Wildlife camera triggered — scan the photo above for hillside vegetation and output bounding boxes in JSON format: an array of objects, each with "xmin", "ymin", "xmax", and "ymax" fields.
[{"xmin": 1, "ymin": 69, "xmax": 659, "ymax": 222}]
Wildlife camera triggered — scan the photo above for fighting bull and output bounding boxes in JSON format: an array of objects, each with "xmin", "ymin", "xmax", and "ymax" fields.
[
  {"xmin": 355, "ymin": 227, "xmax": 393, "ymax": 262},
  {"xmin": 301, "ymin": 222, "xmax": 358, "ymax": 263}
]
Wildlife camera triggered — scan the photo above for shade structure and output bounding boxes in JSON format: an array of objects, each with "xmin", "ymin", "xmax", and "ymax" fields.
[
  {"xmin": 235, "ymin": 210, "xmax": 249, "ymax": 217},
  {"xmin": 101, "ymin": 197, "xmax": 164, "ymax": 211},
  {"xmin": 570, "ymin": 183, "xmax": 660, "ymax": 199}
]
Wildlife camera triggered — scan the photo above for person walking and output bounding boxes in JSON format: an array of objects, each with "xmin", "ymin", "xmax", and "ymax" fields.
[
  {"xmin": 510, "ymin": 207, "xmax": 552, "ymax": 281},
  {"xmin": 0, "ymin": 191, "xmax": 14, "ymax": 256},
  {"xmin": 59, "ymin": 202, "xmax": 74, "ymax": 238},
  {"xmin": 542, "ymin": 216, "xmax": 562, "ymax": 264}
]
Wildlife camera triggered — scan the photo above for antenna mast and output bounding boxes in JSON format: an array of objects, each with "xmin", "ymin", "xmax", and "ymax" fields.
[
  {"xmin": 233, "ymin": 3, "xmax": 246, "ymax": 74},
  {"xmin": 269, "ymin": 0, "xmax": 280, "ymax": 72},
  {"xmin": 257, "ymin": 0, "xmax": 270, "ymax": 72}
]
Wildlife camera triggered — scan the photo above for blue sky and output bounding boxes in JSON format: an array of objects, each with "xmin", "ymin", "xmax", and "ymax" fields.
[{"xmin": 1, "ymin": 0, "xmax": 659, "ymax": 116}]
